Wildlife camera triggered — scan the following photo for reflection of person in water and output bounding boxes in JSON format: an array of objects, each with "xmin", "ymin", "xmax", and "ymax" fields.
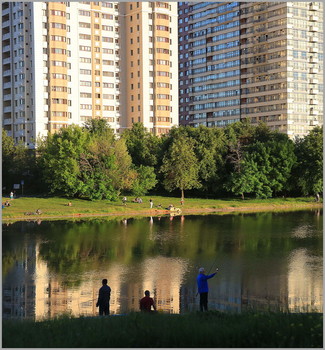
[
  {"xmin": 140, "ymin": 290, "xmax": 156, "ymax": 312},
  {"xmin": 96, "ymin": 279, "xmax": 111, "ymax": 316}
]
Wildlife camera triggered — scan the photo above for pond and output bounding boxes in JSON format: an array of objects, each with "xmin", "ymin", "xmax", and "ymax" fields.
[{"xmin": 2, "ymin": 210, "xmax": 323, "ymax": 320}]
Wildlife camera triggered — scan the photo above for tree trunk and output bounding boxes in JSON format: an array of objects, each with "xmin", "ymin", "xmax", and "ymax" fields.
[
  {"xmin": 181, "ymin": 189, "xmax": 184, "ymax": 201},
  {"xmin": 241, "ymin": 192, "xmax": 244, "ymax": 200}
]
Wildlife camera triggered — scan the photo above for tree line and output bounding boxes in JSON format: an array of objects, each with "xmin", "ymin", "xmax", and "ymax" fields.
[{"xmin": 2, "ymin": 120, "xmax": 323, "ymax": 200}]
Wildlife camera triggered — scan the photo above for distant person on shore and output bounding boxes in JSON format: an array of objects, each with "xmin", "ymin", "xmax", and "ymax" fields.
[
  {"xmin": 140, "ymin": 290, "xmax": 156, "ymax": 312},
  {"xmin": 96, "ymin": 279, "xmax": 111, "ymax": 316},
  {"xmin": 197, "ymin": 267, "xmax": 218, "ymax": 312},
  {"xmin": 10, "ymin": 192, "xmax": 14, "ymax": 200},
  {"xmin": 149, "ymin": 199, "xmax": 153, "ymax": 208},
  {"xmin": 122, "ymin": 196, "xmax": 127, "ymax": 205}
]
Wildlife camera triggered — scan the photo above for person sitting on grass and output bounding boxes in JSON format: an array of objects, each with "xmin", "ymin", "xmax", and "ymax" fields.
[{"xmin": 140, "ymin": 290, "xmax": 156, "ymax": 312}]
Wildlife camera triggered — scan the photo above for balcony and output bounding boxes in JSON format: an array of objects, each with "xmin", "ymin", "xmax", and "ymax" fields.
[
  {"xmin": 310, "ymin": 99, "xmax": 318, "ymax": 105},
  {"xmin": 3, "ymin": 106, "xmax": 12, "ymax": 113},
  {"xmin": 309, "ymin": 3, "xmax": 319, "ymax": 11},
  {"xmin": 310, "ymin": 119, "xmax": 319, "ymax": 126},
  {"xmin": 3, "ymin": 56, "xmax": 11, "ymax": 65},
  {"xmin": 310, "ymin": 78, "xmax": 318, "ymax": 84},
  {"xmin": 309, "ymin": 36, "xmax": 318, "ymax": 43},
  {"xmin": 309, "ymin": 68, "xmax": 318, "ymax": 74},
  {"xmin": 309, "ymin": 56, "xmax": 318, "ymax": 63},
  {"xmin": 310, "ymin": 109, "xmax": 318, "ymax": 116},
  {"xmin": 2, "ymin": 32, "xmax": 10, "ymax": 41},
  {"xmin": 3, "ymin": 117, "xmax": 12, "ymax": 125},
  {"xmin": 3, "ymin": 81, "xmax": 11, "ymax": 89},
  {"xmin": 309, "ymin": 46, "xmax": 318, "ymax": 53},
  {"xmin": 310, "ymin": 88, "xmax": 318, "ymax": 95},
  {"xmin": 2, "ymin": 20, "xmax": 10, "ymax": 27},
  {"xmin": 309, "ymin": 15, "xmax": 318, "ymax": 21},
  {"xmin": 2, "ymin": 45, "xmax": 10, "ymax": 52},
  {"xmin": 15, "ymin": 130, "xmax": 25, "ymax": 137},
  {"xmin": 3, "ymin": 94, "xmax": 11, "ymax": 101},
  {"xmin": 309, "ymin": 25, "xmax": 318, "ymax": 32}
]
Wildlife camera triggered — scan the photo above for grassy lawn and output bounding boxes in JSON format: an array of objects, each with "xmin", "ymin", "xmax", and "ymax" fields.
[
  {"xmin": 2, "ymin": 311, "xmax": 322, "ymax": 348},
  {"xmin": 1, "ymin": 195, "xmax": 322, "ymax": 221}
]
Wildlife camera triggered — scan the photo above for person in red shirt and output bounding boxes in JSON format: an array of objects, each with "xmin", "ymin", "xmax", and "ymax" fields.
[{"xmin": 139, "ymin": 290, "xmax": 156, "ymax": 312}]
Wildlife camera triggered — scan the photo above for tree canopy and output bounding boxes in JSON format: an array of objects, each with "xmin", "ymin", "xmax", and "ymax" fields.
[{"xmin": 2, "ymin": 122, "xmax": 323, "ymax": 200}]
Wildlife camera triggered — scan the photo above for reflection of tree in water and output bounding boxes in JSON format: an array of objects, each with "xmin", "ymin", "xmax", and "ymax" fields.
[{"xmin": 3, "ymin": 211, "xmax": 322, "ymax": 289}]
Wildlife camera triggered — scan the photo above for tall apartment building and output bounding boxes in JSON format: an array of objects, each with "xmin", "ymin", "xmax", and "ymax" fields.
[
  {"xmin": 119, "ymin": 2, "xmax": 178, "ymax": 135},
  {"xmin": 178, "ymin": 2, "xmax": 323, "ymax": 138},
  {"xmin": 1, "ymin": 1, "xmax": 178, "ymax": 148}
]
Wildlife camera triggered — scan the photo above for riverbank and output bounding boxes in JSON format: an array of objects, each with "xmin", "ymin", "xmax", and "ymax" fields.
[
  {"xmin": 2, "ymin": 311, "xmax": 322, "ymax": 347},
  {"xmin": 1, "ymin": 195, "xmax": 322, "ymax": 222}
]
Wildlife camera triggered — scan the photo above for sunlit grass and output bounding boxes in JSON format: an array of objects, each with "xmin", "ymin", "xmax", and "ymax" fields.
[
  {"xmin": 2, "ymin": 311, "xmax": 322, "ymax": 348},
  {"xmin": 2, "ymin": 195, "xmax": 321, "ymax": 221}
]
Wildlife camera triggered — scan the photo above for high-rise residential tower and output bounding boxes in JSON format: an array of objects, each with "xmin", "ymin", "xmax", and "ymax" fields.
[
  {"xmin": 119, "ymin": 2, "xmax": 178, "ymax": 135},
  {"xmin": 1, "ymin": 1, "xmax": 178, "ymax": 148},
  {"xmin": 178, "ymin": 2, "xmax": 323, "ymax": 138}
]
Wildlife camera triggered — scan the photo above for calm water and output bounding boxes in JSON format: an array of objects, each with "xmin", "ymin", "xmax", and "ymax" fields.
[{"xmin": 2, "ymin": 210, "xmax": 323, "ymax": 320}]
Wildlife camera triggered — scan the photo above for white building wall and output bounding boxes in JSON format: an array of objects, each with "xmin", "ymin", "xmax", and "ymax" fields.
[{"xmin": 32, "ymin": 2, "xmax": 49, "ymax": 144}]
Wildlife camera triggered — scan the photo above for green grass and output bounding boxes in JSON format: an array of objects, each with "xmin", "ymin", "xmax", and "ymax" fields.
[
  {"xmin": 2, "ymin": 195, "xmax": 322, "ymax": 222},
  {"xmin": 2, "ymin": 311, "xmax": 322, "ymax": 348}
]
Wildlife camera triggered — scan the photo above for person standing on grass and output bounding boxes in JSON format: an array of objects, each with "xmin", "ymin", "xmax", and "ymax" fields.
[
  {"xmin": 140, "ymin": 290, "xmax": 156, "ymax": 312},
  {"xmin": 149, "ymin": 198, "xmax": 153, "ymax": 209},
  {"xmin": 197, "ymin": 267, "xmax": 218, "ymax": 311},
  {"xmin": 96, "ymin": 279, "xmax": 111, "ymax": 316}
]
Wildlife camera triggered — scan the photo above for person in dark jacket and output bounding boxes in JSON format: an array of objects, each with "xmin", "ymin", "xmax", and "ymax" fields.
[
  {"xmin": 197, "ymin": 267, "xmax": 218, "ymax": 311},
  {"xmin": 96, "ymin": 279, "xmax": 111, "ymax": 315},
  {"xmin": 140, "ymin": 290, "xmax": 156, "ymax": 312}
]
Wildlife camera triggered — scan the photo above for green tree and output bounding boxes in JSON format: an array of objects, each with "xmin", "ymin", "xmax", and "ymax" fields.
[
  {"xmin": 293, "ymin": 126, "xmax": 323, "ymax": 196},
  {"xmin": 38, "ymin": 125, "xmax": 89, "ymax": 197},
  {"xmin": 131, "ymin": 165, "xmax": 158, "ymax": 196},
  {"xmin": 224, "ymin": 156, "xmax": 259, "ymax": 199},
  {"xmin": 2, "ymin": 129, "xmax": 37, "ymax": 193},
  {"xmin": 160, "ymin": 135, "xmax": 201, "ymax": 200},
  {"xmin": 38, "ymin": 122, "xmax": 137, "ymax": 200},
  {"xmin": 224, "ymin": 126, "xmax": 296, "ymax": 199},
  {"xmin": 122, "ymin": 123, "xmax": 161, "ymax": 167}
]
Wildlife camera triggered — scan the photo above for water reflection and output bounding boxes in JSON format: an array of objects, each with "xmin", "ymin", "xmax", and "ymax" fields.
[{"xmin": 2, "ymin": 210, "xmax": 323, "ymax": 320}]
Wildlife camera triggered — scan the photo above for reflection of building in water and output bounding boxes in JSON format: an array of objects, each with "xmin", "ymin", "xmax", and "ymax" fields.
[
  {"xmin": 41, "ymin": 264, "xmax": 126, "ymax": 318},
  {"xmin": 288, "ymin": 248, "xmax": 323, "ymax": 312},
  {"xmin": 180, "ymin": 252, "xmax": 323, "ymax": 314},
  {"xmin": 3, "ymin": 240, "xmax": 37, "ymax": 319},
  {"xmin": 3, "ymin": 241, "xmax": 322, "ymax": 319},
  {"xmin": 123, "ymin": 256, "xmax": 188, "ymax": 314},
  {"xmin": 240, "ymin": 263, "xmax": 289, "ymax": 312},
  {"xmin": 143, "ymin": 257, "xmax": 187, "ymax": 313}
]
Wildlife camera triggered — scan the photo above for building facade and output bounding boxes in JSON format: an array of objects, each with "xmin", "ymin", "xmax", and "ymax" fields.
[
  {"xmin": 178, "ymin": 2, "xmax": 323, "ymax": 138},
  {"xmin": 119, "ymin": 2, "xmax": 178, "ymax": 135},
  {"xmin": 1, "ymin": 1, "xmax": 178, "ymax": 148}
]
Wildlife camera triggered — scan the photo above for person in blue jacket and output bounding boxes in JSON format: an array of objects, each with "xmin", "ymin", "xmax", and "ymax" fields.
[{"xmin": 197, "ymin": 267, "xmax": 218, "ymax": 311}]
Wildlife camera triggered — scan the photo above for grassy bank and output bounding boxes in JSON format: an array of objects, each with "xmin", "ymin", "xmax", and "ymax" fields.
[
  {"xmin": 1, "ymin": 195, "xmax": 322, "ymax": 222},
  {"xmin": 3, "ymin": 311, "xmax": 322, "ymax": 348}
]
